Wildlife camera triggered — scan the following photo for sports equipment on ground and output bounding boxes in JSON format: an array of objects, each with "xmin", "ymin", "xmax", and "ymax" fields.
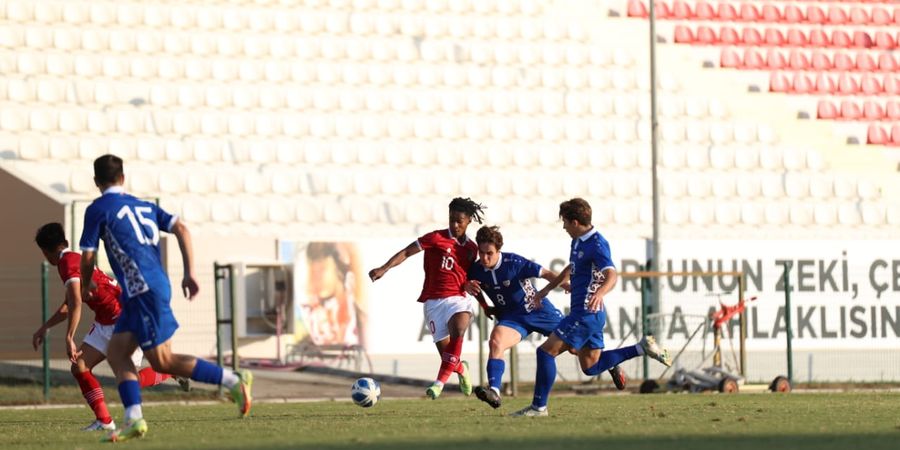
[{"xmin": 351, "ymin": 377, "xmax": 381, "ymax": 407}]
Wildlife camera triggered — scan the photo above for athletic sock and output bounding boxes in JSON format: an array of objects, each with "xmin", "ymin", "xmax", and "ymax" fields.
[
  {"xmin": 137, "ymin": 367, "xmax": 172, "ymax": 388},
  {"xmin": 532, "ymin": 348, "xmax": 557, "ymax": 409},
  {"xmin": 73, "ymin": 370, "xmax": 112, "ymax": 424},
  {"xmin": 118, "ymin": 380, "xmax": 142, "ymax": 422},
  {"xmin": 486, "ymin": 358, "xmax": 505, "ymax": 392},
  {"xmin": 583, "ymin": 346, "xmax": 641, "ymax": 376},
  {"xmin": 221, "ymin": 369, "xmax": 240, "ymax": 389},
  {"xmin": 635, "ymin": 342, "xmax": 645, "ymax": 356},
  {"xmin": 436, "ymin": 336, "xmax": 463, "ymax": 384},
  {"xmin": 190, "ymin": 359, "xmax": 224, "ymax": 386}
]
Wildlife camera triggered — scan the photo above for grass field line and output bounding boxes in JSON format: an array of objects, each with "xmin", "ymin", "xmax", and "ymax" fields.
[{"xmin": 0, "ymin": 395, "xmax": 431, "ymax": 411}]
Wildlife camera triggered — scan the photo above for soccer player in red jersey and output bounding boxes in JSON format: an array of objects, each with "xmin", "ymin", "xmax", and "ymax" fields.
[
  {"xmin": 31, "ymin": 223, "xmax": 187, "ymax": 432},
  {"xmin": 369, "ymin": 197, "xmax": 486, "ymax": 399}
]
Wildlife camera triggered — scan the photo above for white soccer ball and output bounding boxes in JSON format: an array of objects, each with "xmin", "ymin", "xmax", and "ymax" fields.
[{"xmin": 351, "ymin": 377, "xmax": 381, "ymax": 408}]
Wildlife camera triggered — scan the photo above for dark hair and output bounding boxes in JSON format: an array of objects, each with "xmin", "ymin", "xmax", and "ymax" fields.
[
  {"xmin": 449, "ymin": 197, "xmax": 486, "ymax": 224},
  {"xmin": 35, "ymin": 222, "xmax": 68, "ymax": 251},
  {"xmin": 93, "ymin": 154, "xmax": 124, "ymax": 185},
  {"xmin": 475, "ymin": 225, "xmax": 503, "ymax": 250},
  {"xmin": 559, "ymin": 198, "xmax": 592, "ymax": 225}
]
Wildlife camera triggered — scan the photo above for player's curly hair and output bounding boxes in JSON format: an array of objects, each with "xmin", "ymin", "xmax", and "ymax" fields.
[
  {"xmin": 559, "ymin": 198, "xmax": 592, "ymax": 225},
  {"xmin": 35, "ymin": 222, "xmax": 68, "ymax": 251},
  {"xmin": 449, "ymin": 197, "xmax": 486, "ymax": 224},
  {"xmin": 475, "ymin": 225, "xmax": 503, "ymax": 250}
]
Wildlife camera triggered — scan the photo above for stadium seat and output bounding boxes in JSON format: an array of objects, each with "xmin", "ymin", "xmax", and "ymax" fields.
[
  {"xmin": 696, "ymin": 26, "xmax": 717, "ymax": 44},
  {"xmin": 719, "ymin": 26, "xmax": 740, "ymax": 45},
  {"xmin": 809, "ymin": 29, "xmax": 830, "ymax": 47},
  {"xmin": 742, "ymin": 48, "xmax": 764, "ymax": 69},
  {"xmin": 786, "ymin": 29, "xmax": 807, "ymax": 47},
  {"xmin": 878, "ymin": 53, "xmax": 898, "ymax": 72},
  {"xmin": 886, "ymin": 76, "xmax": 900, "ymax": 95},
  {"xmin": 765, "ymin": 28, "xmax": 785, "ymax": 47},
  {"xmin": 766, "ymin": 49, "xmax": 786, "ymax": 69},
  {"xmin": 837, "ymin": 74, "xmax": 860, "ymax": 95},
  {"xmin": 765, "ymin": 203, "xmax": 789, "ymax": 226},
  {"xmin": 716, "ymin": 3, "xmax": 737, "ymax": 21},
  {"xmin": 741, "ymin": 28, "xmax": 762, "ymax": 46},
  {"xmin": 832, "ymin": 30, "xmax": 852, "ymax": 48},
  {"xmin": 866, "ymin": 124, "xmax": 888, "ymax": 145},
  {"xmin": 874, "ymin": 31, "xmax": 896, "ymax": 50},
  {"xmin": 769, "ymin": 72, "xmax": 790, "ymax": 92},
  {"xmin": 827, "ymin": 6, "xmax": 848, "ymax": 25},
  {"xmin": 788, "ymin": 50, "xmax": 809, "ymax": 70},
  {"xmin": 811, "ymin": 51, "xmax": 832, "ymax": 70},
  {"xmin": 674, "ymin": 25, "xmax": 694, "ymax": 44},
  {"xmin": 886, "ymin": 101, "xmax": 900, "ymax": 120},
  {"xmin": 852, "ymin": 31, "xmax": 874, "ymax": 49},
  {"xmin": 783, "ymin": 4, "xmax": 804, "ymax": 24},
  {"xmin": 788, "ymin": 203, "xmax": 812, "ymax": 226},
  {"xmin": 792, "ymin": 73, "xmax": 814, "ymax": 94},
  {"xmin": 839, "ymin": 100, "xmax": 862, "ymax": 120},
  {"xmin": 856, "ymin": 52, "xmax": 877, "ymax": 71},
  {"xmin": 739, "ymin": 3, "xmax": 760, "ymax": 22},
  {"xmin": 817, "ymin": 100, "xmax": 838, "ymax": 119},
  {"xmin": 861, "ymin": 75, "xmax": 882, "ymax": 95},
  {"xmin": 695, "ymin": 1, "xmax": 715, "ymax": 20},
  {"xmin": 892, "ymin": 125, "xmax": 900, "ymax": 146},
  {"xmin": 871, "ymin": 7, "xmax": 893, "ymax": 25},
  {"xmin": 863, "ymin": 101, "xmax": 885, "ymax": 121},
  {"xmin": 814, "ymin": 203, "xmax": 837, "ymax": 226}
]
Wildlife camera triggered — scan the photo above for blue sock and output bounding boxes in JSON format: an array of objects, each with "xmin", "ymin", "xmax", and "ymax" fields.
[
  {"xmin": 486, "ymin": 358, "xmax": 505, "ymax": 391},
  {"xmin": 191, "ymin": 359, "xmax": 224, "ymax": 385},
  {"xmin": 118, "ymin": 379, "xmax": 141, "ymax": 407},
  {"xmin": 583, "ymin": 345, "xmax": 640, "ymax": 376},
  {"xmin": 532, "ymin": 348, "xmax": 557, "ymax": 409}
]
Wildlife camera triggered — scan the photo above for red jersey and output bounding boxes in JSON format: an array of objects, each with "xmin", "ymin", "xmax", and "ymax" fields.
[
  {"xmin": 57, "ymin": 250, "xmax": 123, "ymax": 325},
  {"xmin": 415, "ymin": 229, "xmax": 478, "ymax": 302}
]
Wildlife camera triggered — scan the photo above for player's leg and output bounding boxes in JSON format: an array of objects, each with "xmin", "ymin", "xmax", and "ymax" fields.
[
  {"xmin": 133, "ymin": 346, "xmax": 175, "ymax": 388},
  {"xmin": 71, "ymin": 342, "xmax": 115, "ymax": 431},
  {"xmin": 447, "ymin": 310, "xmax": 474, "ymax": 394},
  {"xmin": 142, "ymin": 340, "xmax": 252, "ymax": 417},
  {"xmin": 427, "ymin": 310, "xmax": 473, "ymax": 398},
  {"xmin": 102, "ymin": 331, "xmax": 147, "ymax": 442},
  {"xmin": 475, "ymin": 323, "xmax": 522, "ymax": 408},
  {"xmin": 510, "ymin": 333, "xmax": 568, "ymax": 417}
]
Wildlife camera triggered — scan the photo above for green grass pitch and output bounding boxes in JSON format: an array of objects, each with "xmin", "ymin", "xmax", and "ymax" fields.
[{"xmin": 0, "ymin": 393, "xmax": 897, "ymax": 449}]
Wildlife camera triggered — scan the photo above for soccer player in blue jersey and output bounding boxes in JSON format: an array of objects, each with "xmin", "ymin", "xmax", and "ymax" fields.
[
  {"xmin": 511, "ymin": 198, "xmax": 672, "ymax": 417},
  {"xmin": 79, "ymin": 155, "xmax": 253, "ymax": 442}
]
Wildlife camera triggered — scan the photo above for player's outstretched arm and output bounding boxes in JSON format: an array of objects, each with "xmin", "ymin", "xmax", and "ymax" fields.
[
  {"xmin": 63, "ymin": 280, "xmax": 84, "ymax": 363},
  {"xmin": 532, "ymin": 265, "xmax": 572, "ymax": 306},
  {"xmin": 171, "ymin": 220, "xmax": 199, "ymax": 300},
  {"xmin": 32, "ymin": 300, "xmax": 69, "ymax": 351},
  {"xmin": 368, "ymin": 242, "xmax": 420, "ymax": 282}
]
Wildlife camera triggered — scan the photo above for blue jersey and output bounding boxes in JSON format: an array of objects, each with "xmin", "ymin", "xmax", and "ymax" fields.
[
  {"xmin": 568, "ymin": 228, "xmax": 615, "ymax": 313},
  {"xmin": 79, "ymin": 186, "xmax": 177, "ymax": 299},
  {"xmin": 467, "ymin": 252, "xmax": 544, "ymax": 315}
]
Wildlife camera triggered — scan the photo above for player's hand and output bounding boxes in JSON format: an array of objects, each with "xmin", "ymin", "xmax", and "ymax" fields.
[
  {"xmin": 368, "ymin": 267, "xmax": 387, "ymax": 282},
  {"xmin": 464, "ymin": 280, "xmax": 482, "ymax": 296},
  {"xmin": 586, "ymin": 292, "xmax": 604, "ymax": 313},
  {"xmin": 32, "ymin": 328, "xmax": 46, "ymax": 351},
  {"xmin": 531, "ymin": 297, "xmax": 544, "ymax": 310},
  {"xmin": 65, "ymin": 336, "xmax": 82, "ymax": 364},
  {"xmin": 182, "ymin": 276, "xmax": 199, "ymax": 300},
  {"xmin": 560, "ymin": 282, "xmax": 571, "ymax": 293},
  {"xmin": 483, "ymin": 306, "xmax": 497, "ymax": 320}
]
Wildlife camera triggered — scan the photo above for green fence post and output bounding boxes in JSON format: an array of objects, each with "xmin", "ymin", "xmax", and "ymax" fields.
[
  {"xmin": 214, "ymin": 263, "xmax": 224, "ymax": 397},
  {"xmin": 41, "ymin": 261, "xmax": 50, "ymax": 403},
  {"xmin": 783, "ymin": 266, "xmax": 794, "ymax": 385},
  {"xmin": 229, "ymin": 265, "xmax": 238, "ymax": 372},
  {"xmin": 640, "ymin": 270, "xmax": 650, "ymax": 381}
]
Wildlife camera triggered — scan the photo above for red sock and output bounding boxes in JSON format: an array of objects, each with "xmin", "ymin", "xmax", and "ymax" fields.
[
  {"xmin": 436, "ymin": 336, "xmax": 463, "ymax": 383},
  {"xmin": 138, "ymin": 367, "xmax": 172, "ymax": 388},
  {"xmin": 73, "ymin": 370, "xmax": 112, "ymax": 424}
]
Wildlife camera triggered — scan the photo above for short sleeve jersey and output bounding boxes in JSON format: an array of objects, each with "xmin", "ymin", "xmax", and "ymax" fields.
[
  {"xmin": 467, "ymin": 252, "xmax": 543, "ymax": 315},
  {"xmin": 569, "ymin": 228, "xmax": 616, "ymax": 312},
  {"xmin": 415, "ymin": 229, "xmax": 478, "ymax": 302},
  {"xmin": 79, "ymin": 186, "xmax": 178, "ymax": 299},
  {"xmin": 57, "ymin": 250, "xmax": 123, "ymax": 325}
]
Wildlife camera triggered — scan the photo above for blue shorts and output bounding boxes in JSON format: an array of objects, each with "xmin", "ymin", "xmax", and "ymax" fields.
[
  {"xmin": 553, "ymin": 309, "xmax": 606, "ymax": 350},
  {"xmin": 113, "ymin": 289, "xmax": 179, "ymax": 351},
  {"xmin": 496, "ymin": 300, "xmax": 564, "ymax": 339}
]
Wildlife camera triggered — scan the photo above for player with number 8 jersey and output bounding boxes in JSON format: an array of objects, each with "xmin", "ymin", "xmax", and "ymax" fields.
[{"xmin": 369, "ymin": 197, "xmax": 486, "ymax": 400}]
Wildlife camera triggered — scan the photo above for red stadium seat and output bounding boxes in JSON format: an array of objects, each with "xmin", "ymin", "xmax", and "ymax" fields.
[
  {"xmin": 671, "ymin": 0, "xmax": 692, "ymax": 19},
  {"xmin": 861, "ymin": 74, "xmax": 882, "ymax": 95},
  {"xmin": 788, "ymin": 50, "xmax": 809, "ymax": 70},
  {"xmin": 862, "ymin": 101, "xmax": 885, "ymax": 120},
  {"xmin": 720, "ymin": 48, "xmax": 741, "ymax": 68},
  {"xmin": 811, "ymin": 51, "xmax": 832, "ymax": 70},
  {"xmin": 695, "ymin": 1, "xmax": 715, "ymax": 20},
  {"xmin": 814, "ymin": 73, "xmax": 836, "ymax": 94},
  {"xmin": 792, "ymin": 72, "xmax": 814, "ymax": 93},
  {"xmin": 719, "ymin": 26, "xmax": 741, "ymax": 45},
  {"xmin": 696, "ymin": 26, "xmax": 717, "ymax": 44},
  {"xmin": 837, "ymin": 74, "xmax": 860, "ymax": 95},
  {"xmin": 766, "ymin": 49, "xmax": 787, "ymax": 69},
  {"xmin": 885, "ymin": 76, "xmax": 900, "ymax": 95},
  {"xmin": 891, "ymin": 125, "xmax": 900, "ymax": 146},
  {"xmin": 887, "ymin": 101, "xmax": 900, "ymax": 120},
  {"xmin": 839, "ymin": 101, "xmax": 862, "ymax": 120},
  {"xmin": 761, "ymin": 4, "xmax": 781, "ymax": 22},
  {"xmin": 674, "ymin": 25, "xmax": 695, "ymax": 43},
  {"xmin": 653, "ymin": 1, "xmax": 671, "ymax": 18},
  {"xmin": 852, "ymin": 31, "xmax": 874, "ymax": 49},
  {"xmin": 816, "ymin": 100, "xmax": 838, "ymax": 119},
  {"xmin": 849, "ymin": 7, "xmax": 870, "ymax": 25},
  {"xmin": 867, "ymin": 124, "xmax": 888, "ymax": 145},
  {"xmin": 739, "ymin": 3, "xmax": 760, "ymax": 22},
  {"xmin": 717, "ymin": 3, "xmax": 738, "ymax": 21},
  {"xmin": 832, "ymin": 30, "xmax": 852, "ymax": 48},
  {"xmin": 874, "ymin": 31, "xmax": 896, "ymax": 50},
  {"xmin": 742, "ymin": 28, "xmax": 763, "ymax": 46},
  {"xmin": 856, "ymin": 53, "xmax": 877, "ymax": 71},
  {"xmin": 765, "ymin": 28, "xmax": 785, "ymax": 46},
  {"xmin": 783, "ymin": 4, "xmax": 804, "ymax": 24},
  {"xmin": 894, "ymin": 8, "xmax": 900, "ymax": 26},
  {"xmin": 827, "ymin": 6, "xmax": 848, "ymax": 24},
  {"xmin": 742, "ymin": 48, "xmax": 764, "ymax": 69},
  {"xmin": 833, "ymin": 52, "xmax": 854, "ymax": 71},
  {"xmin": 871, "ymin": 7, "xmax": 892, "ymax": 25},
  {"xmin": 627, "ymin": 0, "xmax": 647, "ymax": 18},
  {"xmin": 769, "ymin": 72, "xmax": 791, "ymax": 92},
  {"xmin": 806, "ymin": 5, "xmax": 826, "ymax": 24},
  {"xmin": 787, "ymin": 29, "xmax": 808, "ymax": 46},
  {"xmin": 809, "ymin": 29, "xmax": 830, "ymax": 47}
]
